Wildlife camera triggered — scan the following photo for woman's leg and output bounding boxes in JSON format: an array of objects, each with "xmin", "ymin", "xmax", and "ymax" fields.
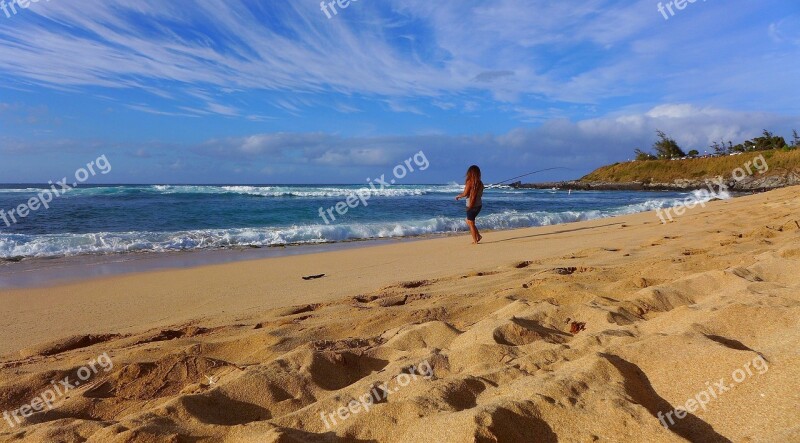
[{"xmin": 466, "ymin": 219, "xmax": 479, "ymax": 243}]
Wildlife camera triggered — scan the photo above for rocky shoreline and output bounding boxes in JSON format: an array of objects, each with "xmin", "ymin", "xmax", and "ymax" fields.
[{"xmin": 514, "ymin": 169, "xmax": 800, "ymax": 193}]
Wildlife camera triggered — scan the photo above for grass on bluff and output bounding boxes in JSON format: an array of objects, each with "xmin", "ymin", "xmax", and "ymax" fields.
[{"xmin": 581, "ymin": 149, "xmax": 800, "ymax": 183}]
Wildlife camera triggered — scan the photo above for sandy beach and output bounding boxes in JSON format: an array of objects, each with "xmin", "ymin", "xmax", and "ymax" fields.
[{"xmin": 1, "ymin": 187, "xmax": 798, "ymax": 442}]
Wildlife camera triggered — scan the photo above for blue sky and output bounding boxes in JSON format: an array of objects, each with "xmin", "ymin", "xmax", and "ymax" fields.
[{"xmin": 0, "ymin": 0, "xmax": 798, "ymax": 184}]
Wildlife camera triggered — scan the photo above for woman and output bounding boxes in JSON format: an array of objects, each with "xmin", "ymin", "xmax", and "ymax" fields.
[{"xmin": 455, "ymin": 165, "xmax": 484, "ymax": 244}]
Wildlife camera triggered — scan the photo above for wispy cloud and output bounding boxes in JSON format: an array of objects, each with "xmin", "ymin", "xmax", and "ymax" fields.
[
  {"xmin": 0, "ymin": 0, "xmax": 794, "ymax": 120},
  {"xmin": 125, "ymin": 103, "xmax": 199, "ymax": 118}
]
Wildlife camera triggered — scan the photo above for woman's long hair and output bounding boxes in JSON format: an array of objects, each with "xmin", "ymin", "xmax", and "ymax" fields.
[{"xmin": 466, "ymin": 165, "xmax": 482, "ymax": 206}]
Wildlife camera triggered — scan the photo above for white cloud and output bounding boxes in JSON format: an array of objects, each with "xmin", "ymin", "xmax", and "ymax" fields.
[{"xmin": 188, "ymin": 104, "xmax": 798, "ymax": 176}]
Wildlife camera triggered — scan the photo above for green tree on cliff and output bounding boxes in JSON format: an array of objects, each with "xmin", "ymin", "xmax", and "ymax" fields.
[
  {"xmin": 631, "ymin": 130, "xmax": 686, "ymax": 160},
  {"xmin": 653, "ymin": 130, "xmax": 686, "ymax": 159}
]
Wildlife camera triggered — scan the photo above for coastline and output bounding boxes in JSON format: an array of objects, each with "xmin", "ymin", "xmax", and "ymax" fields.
[
  {"xmin": 0, "ymin": 184, "xmax": 690, "ymax": 263},
  {"xmin": 0, "ymin": 188, "xmax": 688, "ymax": 289},
  {"xmin": 0, "ymin": 186, "xmax": 798, "ymax": 441}
]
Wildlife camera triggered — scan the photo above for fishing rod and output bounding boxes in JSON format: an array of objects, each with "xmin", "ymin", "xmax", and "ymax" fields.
[{"xmin": 489, "ymin": 167, "xmax": 571, "ymax": 186}]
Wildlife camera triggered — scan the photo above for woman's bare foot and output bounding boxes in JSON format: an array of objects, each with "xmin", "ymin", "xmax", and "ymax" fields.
[{"xmin": 477, "ymin": 234, "xmax": 482, "ymax": 243}]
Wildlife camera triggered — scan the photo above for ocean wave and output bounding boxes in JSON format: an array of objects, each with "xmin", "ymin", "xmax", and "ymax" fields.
[
  {"xmin": 0, "ymin": 187, "xmax": 51, "ymax": 194},
  {"xmin": 219, "ymin": 186, "xmax": 433, "ymax": 198},
  {"xmin": 0, "ymin": 184, "xmax": 470, "ymax": 199},
  {"xmin": 0, "ymin": 197, "xmax": 701, "ymax": 259},
  {"xmin": 154, "ymin": 184, "xmax": 474, "ymax": 198}
]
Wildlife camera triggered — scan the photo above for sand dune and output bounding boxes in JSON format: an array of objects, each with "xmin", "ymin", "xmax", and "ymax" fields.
[{"xmin": 1, "ymin": 188, "xmax": 799, "ymax": 442}]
